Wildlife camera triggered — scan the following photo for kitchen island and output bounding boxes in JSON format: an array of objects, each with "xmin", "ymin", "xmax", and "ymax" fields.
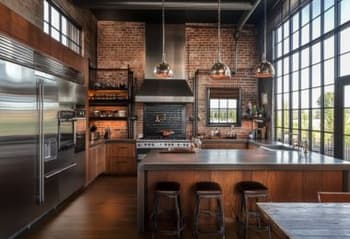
[{"xmin": 137, "ymin": 146, "xmax": 350, "ymax": 231}]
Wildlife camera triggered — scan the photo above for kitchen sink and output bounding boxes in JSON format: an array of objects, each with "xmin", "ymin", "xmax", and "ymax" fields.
[{"xmin": 260, "ymin": 145, "xmax": 298, "ymax": 151}]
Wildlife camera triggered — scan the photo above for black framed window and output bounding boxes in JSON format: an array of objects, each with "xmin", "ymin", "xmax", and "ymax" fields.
[
  {"xmin": 207, "ymin": 88, "xmax": 240, "ymax": 126},
  {"xmin": 44, "ymin": 0, "xmax": 81, "ymax": 54},
  {"xmin": 273, "ymin": 0, "xmax": 350, "ymax": 156}
]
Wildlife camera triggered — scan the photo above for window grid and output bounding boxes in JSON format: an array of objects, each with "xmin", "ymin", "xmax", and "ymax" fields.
[
  {"xmin": 273, "ymin": 0, "xmax": 350, "ymax": 155},
  {"xmin": 43, "ymin": 0, "xmax": 81, "ymax": 54}
]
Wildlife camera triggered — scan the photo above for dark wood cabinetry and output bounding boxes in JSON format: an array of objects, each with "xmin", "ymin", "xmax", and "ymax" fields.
[{"xmin": 106, "ymin": 142, "xmax": 136, "ymax": 175}]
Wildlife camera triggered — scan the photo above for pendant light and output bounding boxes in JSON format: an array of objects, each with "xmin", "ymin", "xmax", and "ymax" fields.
[
  {"xmin": 209, "ymin": 0, "xmax": 231, "ymax": 80},
  {"xmin": 154, "ymin": 0, "xmax": 174, "ymax": 78},
  {"xmin": 256, "ymin": 0, "xmax": 275, "ymax": 78}
]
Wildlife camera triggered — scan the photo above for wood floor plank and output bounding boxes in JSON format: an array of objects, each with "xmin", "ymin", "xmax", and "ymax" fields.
[{"xmin": 19, "ymin": 176, "xmax": 275, "ymax": 239}]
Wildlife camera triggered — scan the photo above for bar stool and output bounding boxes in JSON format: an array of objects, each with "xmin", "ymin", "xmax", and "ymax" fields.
[
  {"xmin": 193, "ymin": 181, "xmax": 225, "ymax": 239},
  {"xmin": 236, "ymin": 181, "xmax": 271, "ymax": 239},
  {"xmin": 150, "ymin": 181, "xmax": 184, "ymax": 239}
]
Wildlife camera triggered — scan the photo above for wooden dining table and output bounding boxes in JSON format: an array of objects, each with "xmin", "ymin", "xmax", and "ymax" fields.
[{"xmin": 257, "ymin": 202, "xmax": 350, "ymax": 239}]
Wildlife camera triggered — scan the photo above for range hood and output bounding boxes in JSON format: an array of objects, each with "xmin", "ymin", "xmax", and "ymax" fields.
[{"xmin": 135, "ymin": 79, "xmax": 194, "ymax": 103}]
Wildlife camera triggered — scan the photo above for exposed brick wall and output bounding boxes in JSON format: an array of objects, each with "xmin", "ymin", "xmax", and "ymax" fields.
[
  {"xmin": 96, "ymin": 22, "xmax": 259, "ymax": 139},
  {"xmin": 0, "ymin": 0, "xmax": 97, "ymax": 65},
  {"xmin": 97, "ymin": 21, "xmax": 145, "ymax": 80}
]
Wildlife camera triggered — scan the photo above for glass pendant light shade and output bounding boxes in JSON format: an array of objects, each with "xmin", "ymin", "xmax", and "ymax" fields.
[
  {"xmin": 154, "ymin": 0, "xmax": 173, "ymax": 79},
  {"xmin": 256, "ymin": 0, "xmax": 275, "ymax": 79},
  {"xmin": 256, "ymin": 60, "xmax": 275, "ymax": 78},
  {"xmin": 154, "ymin": 61, "xmax": 174, "ymax": 78},
  {"xmin": 209, "ymin": 61, "xmax": 231, "ymax": 79},
  {"xmin": 210, "ymin": 0, "xmax": 231, "ymax": 80}
]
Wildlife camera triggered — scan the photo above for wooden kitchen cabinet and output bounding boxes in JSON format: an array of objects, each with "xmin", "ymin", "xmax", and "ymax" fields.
[
  {"xmin": 106, "ymin": 142, "xmax": 136, "ymax": 175},
  {"xmin": 87, "ymin": 143, "xmax": 106, "ymax": 184}
]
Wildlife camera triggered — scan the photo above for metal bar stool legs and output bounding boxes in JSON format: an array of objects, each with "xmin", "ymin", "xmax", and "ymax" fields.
[
  {"xmin": 193, "ymin": 181, "xmax": 225, "ymax": 239},
  {"xmin": 236, "ymin": 181, "xmax": 271, "ymax": 239},
  {"xmin": 150, "ymin": 182, "xmax": 184, "ymax": 239}
]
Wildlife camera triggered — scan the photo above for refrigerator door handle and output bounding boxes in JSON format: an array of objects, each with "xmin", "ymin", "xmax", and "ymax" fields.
[
  {"xmin": 38, "ymin": 80, "xmax": 45, "ymax": 204},
  {"xmin": 45, "ymin": 163, "xmax": 77, "ymax": 179}
]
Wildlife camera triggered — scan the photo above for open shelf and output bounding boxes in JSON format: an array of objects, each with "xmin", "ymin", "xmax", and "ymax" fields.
[
  {"xmin": 89, "ymin": 117, "xmax": 129, "ymax": 121},
  {"xmin": 89, "ymin": 100, "xmax": 130, "ymax": 106}
]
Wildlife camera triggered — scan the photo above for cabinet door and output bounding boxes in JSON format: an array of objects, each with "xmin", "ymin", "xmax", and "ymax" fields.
[
  {"xmin": 106, "ymin": 143, "xmax": 136, "ymax": 175},
  {"xmin": 96, "ymin": 144, "xmax": 106, "ymax": 175}
]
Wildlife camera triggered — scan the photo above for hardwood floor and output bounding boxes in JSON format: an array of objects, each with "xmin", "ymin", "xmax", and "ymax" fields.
[{"xmin": 19, "ymin": 176, "xmax": 275, "ymax": 239}]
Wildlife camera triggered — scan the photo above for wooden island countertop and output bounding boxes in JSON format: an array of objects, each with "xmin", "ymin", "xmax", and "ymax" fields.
[{"xmin": 137, "ymin": 148, "xmax": 350, "ymax": 232}]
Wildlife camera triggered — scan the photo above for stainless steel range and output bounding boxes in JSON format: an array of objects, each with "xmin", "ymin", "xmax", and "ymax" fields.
[{"xmin": 136, "ymin": 139, "xmax": 192, "ymax": 161}]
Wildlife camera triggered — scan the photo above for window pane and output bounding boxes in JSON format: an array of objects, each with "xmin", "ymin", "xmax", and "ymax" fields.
[
  {"xmin": 283, "ymin": 57, "xmax": 290, "ymax": 75},
  {"xmin": 340, "ymin": 27, "xmax": 350, "ymax": 54},
  {"xmin": 324, "ymin": 133, "xmax": 334, "ymax": 156},
  {"xmin": 301, "ymin": 24, "xmax": 310, "ymax": 45},
  {"xmin": 292, "ymin": 31, "xmax": 299, "ymax": 50},
  {"xmin": 62, "ymin": 36, "xmax": 68, "ymax": 46},
  {"xmin": 312, "ymin": 17, "xmax": 321, "ymax": 40},
  {"xmin": 292, "ymin": 110, "xmax": 299, "ymax": 129},
  {"xmin": 219, "ymin": 99, "xmax": 227, "ymax": 109},
  {"xmin": 301, "ymin": 48, "xmax": 309, "ymax": 68},
  {"xmin": 324, "ymin": 85, "xmax": 334, "ymax": 107},
  {"xmin": 301, "ymin": 111, "xmax": 309, "ymax": 129},
  {"xmin": 340, "ymin": 0, "xmax": 350, "ymax": 24},
  {"xmin": 301, "ymin": 90, "xmax": 310, "ymax": 109},
  {"xmin": 312, "ymin": 0, "xmax": 321, "ymax": 18},
  {"xmin": 210, "ymin": 109, "xmax": 219, "ymax": 123},
  {"xmin": 277, "ymin": 26, "xmax": 282, "ymax": 42},
  {"xmin": 61, "ymin": 16, "xmax": 67, "ymax": 35},
  {"xmin": 292, "ymin": 53, "xmax": 299, "ymax": 71},
  {"xmin": 277, "ymin": 111, "xmax": 283, "ymax": 127},
  {"xmin": 276, "ymin": 128, "xmax": 283, "ymax": 141},
  {"xmin": 324, "ymin": 0, "xmax": 334, "ymax": 10},
  {"xmin": 51, "ymin": 28, "xmax": 60, "ymax": 41},
  {"xmin": 283, "ymin": 20, "xmax": 290, "ymax": 38},
  {"xmin": 283, "ymin": 38, "xmax": 290, "ymax": 55},
  {"xmin": 277, "ymin": 42, "xmax": 282, "ymax": 58},
  {"xmin": 284, "ymin": 93, "xmax": 290, "ymax": 109},
  {"xmin": 324, "ymin": 7, "xmax": 334, "ymax": 33},
  {"xmin": 228, "ymin": 99, "xmax": 237, "ymax": 108},
  {"xmin": 323, "ymin": 35, "xmax": 334, "ymax": 59},
  {"xmin": 340, "ymin": 53, "xmax": 350, "ymax": 76},
  {"xmin": 344, "ymin": 109, "xmax": 350, "ymax": 135},
  {"xmin": 301, "ymin": 130, "xmax": 309, "ymax": 142},
  {"xmin": 276, "ymin": 60, "xmax": 282, "ymax": 76},
  {"xmin": 284, "ymin": 110, "xmax": 290, "ymax": 128},
  {"xmin": 283, "ymin": 75, "xmax": 290, "ymax": 93},
  {"xmin": 277, "ymin": 77, "xmax": 283, "ymax": 93},
  {"xmin": 324, "ymin": 109, "xmax": 334, "ymax": 132},
  {"xmin": 324, "ymin": 59, "xmax": 334, "ymax": 85},
  {"xmin": 210, "ymin": 99, "xmax": 219, "ymax": 108},
  {"xmin": 312, "ymin": 131, "xmax": 321, "ymax": 151},
  {"xmin": 312, "ymin": 64, "xmax": 321, "ymax": 87},
  {"xmin": 292, "ymin": 91, "xmax": 299, "ymax": 109},
  {"xmin": 50, "ymin": 6, "xmax": 60, "ymax": 30},
  {"xmin": 292, "ymin": 72, "xmax": 299, "ymax": 91},
  {"xmin": 292, "ymin": 12, "xmax": 299, "ymax": 32},
  {"xmin": 301, "ymin": 68, "xmax": 310, "ymax": 89},
  {"xmin": 312, "ymin": 42, "xmax": 321, "ymax": 64},
  {"xmin": 277, "ymin": 94, "xmax": 283, "ymax": 109},
  {"xmin": 44, "ymin": 22, "xmax": 49, "ymax": 34},
  {"xmin": 312, "ymin": 87, "xmax": 321, "ymax": 108},
  {"xmin": 302, "ymin": 4, "xmax": 310, "ymax": 25},
  {"xmin": 44, "ymin": 0, "xmax": 49, "ymax": 22}
]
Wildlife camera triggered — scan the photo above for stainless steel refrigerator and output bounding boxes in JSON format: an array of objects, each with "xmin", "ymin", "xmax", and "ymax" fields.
[{"xmin": 0, "ymin": 59, "xmax": 86, "ymax": 239}]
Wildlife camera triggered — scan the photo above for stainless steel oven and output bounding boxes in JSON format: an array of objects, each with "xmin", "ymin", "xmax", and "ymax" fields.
[{"xmin": 58, "ymin": 111, "xmax": 76, "ymax": 151}]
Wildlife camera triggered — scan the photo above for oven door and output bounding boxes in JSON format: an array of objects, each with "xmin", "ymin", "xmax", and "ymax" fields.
[{"xmin": 58, "ymin": 111, "xmax": 76, "ymax": 151}]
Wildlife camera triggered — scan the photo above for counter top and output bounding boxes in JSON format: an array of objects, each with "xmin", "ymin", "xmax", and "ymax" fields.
[
  {"xmin": 89, "ymin": 138, "xmax": 136, "ymax": 147},
  {"xmin": 139, "ymin": 149, "xmax": 350, "ymax": 171}
]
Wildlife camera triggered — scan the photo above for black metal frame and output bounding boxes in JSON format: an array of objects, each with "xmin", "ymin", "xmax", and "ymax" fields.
[
  {"xmin": 44, "ymin": 0, "xmax": 82, "ymax": 54},
  {"xmin": 206, "ymin": 87, "xmax": 241, "ymax": 127},
  {"xmin": 273, "ymin": 0, "xmax": 350, "ymax": 157}
]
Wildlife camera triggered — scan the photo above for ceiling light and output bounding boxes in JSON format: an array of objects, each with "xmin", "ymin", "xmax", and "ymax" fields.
[
  {"xmin": 256, "ymin": 0, "xmax": 275, "ymax": 78},
  {"xmin": 154, "ymin": 0, "xmax": 174, "ymax": 78},
  {"xmin": 209, "ymin": 0, "xmax": 231, "ymax": 80}
]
